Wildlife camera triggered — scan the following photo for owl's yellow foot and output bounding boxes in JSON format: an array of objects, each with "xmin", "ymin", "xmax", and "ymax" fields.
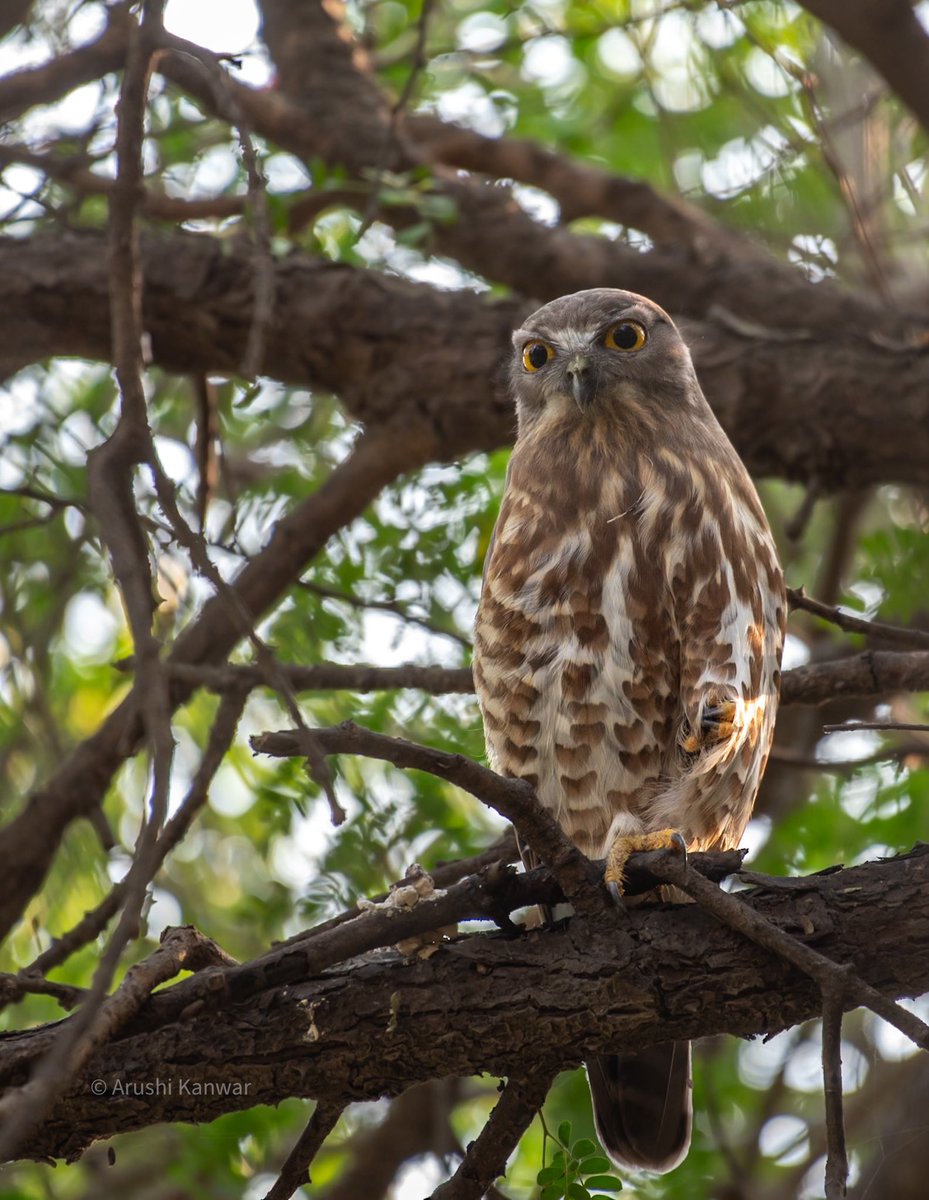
[
  {"xmin": 604, "ymin": 828, "xmax": 687, "ymax": 903},
  {"xmin": 681, "ymin": 698, "xmax": 739, "ymax": 754}
]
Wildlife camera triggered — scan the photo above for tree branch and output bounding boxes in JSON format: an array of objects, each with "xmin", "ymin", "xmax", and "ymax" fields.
[
  {"xmin": 0, "ymin": 5, "xmax": 130, "ymax": 121},
  {"xmin": 3, "ymin": 848, "xmax": 928, "ymax": 1163},
  {"xmin": 800, "ymin": 0, "xmax": 929, "ymax": 140},
  {"xmin": 788, "ymin": 587, "xmax": 929, "ymax": 651},
  {"xmin": 4, "ymin": 230, "xmax": 929, "ymax": 491},
  {"xmin": 431, "ymin": 1072, "xmax": 554, "ymax": 1200},
  {"xmin": 263, "ymin": 1101, "xmax": 344, "ymax": 1200}
]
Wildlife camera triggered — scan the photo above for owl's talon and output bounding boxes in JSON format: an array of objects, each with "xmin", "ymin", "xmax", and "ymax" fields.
[
  {"xmin": 604, "ymin": 828, "xmax": 688, "ymax": 898},
  {"xmin": 682, "ymin": 699, "xmax": 739, "ymax": 755},
  {"xmin": 702, "ymin": 700, "xmax": 738, "ymax": 742}
]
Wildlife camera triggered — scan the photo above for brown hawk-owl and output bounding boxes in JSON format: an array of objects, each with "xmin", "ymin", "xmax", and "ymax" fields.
[{"xmin": 474, "ymin": 288, "xmax": 785, "ymax": 1173}]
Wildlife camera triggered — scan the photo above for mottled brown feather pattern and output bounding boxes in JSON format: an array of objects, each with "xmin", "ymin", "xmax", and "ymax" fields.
[{"xmin": 476, "ymin": 292, "xmax": 784, "ymax": 864}]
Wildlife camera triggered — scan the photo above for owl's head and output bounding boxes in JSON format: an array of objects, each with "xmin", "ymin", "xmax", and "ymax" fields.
[{"xmin": 510, "ymin": 288, "xmax": 704, "ymax": 437}]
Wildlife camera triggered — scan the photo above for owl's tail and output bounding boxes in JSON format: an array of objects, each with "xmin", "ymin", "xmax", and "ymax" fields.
[{"xmin": 587, "ymin": 1041, "xmax": 692, "ymax": 1174}]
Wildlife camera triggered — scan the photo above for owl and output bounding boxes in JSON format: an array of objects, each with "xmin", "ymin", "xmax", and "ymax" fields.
[{"xmin": 474, "ymin": 288, "xmax": 785, "ymax": 1172}]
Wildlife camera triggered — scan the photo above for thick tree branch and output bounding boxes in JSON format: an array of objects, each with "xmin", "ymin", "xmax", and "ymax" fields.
[
  {"xmin": 800, "ymin": 0, "xmax": 929, "ymax": 140},
  {"xmin": 3, "ymin": 848, "xmax": 928, "ymax": 1163},
  {"xmin": 405, "ymin": 113, "xmax": 760, "ymax": 261},
  {"xmin": 780, "ymin": 649, "xmax": 929, "ymax": 707},
  {"xmin": 164, "ymin": 0, "xmax": 912, "ymax": 346},
  {"xmin": 4, "ymin": 231, "xmax": 929, "ymax": 491}
]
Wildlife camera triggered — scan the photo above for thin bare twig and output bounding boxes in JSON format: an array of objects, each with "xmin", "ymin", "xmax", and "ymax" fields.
[
  {"xmin": 823, "ymin": 721, "xmax": 929, "ymax": 734},
  {"xmin": 822, "ymin": 978, "xmax": 850, "ymax": 1199},
  {"xmin": 788, "ymin": 586, "xmax": 929, "ymax": 650},
  {"xmin": 147, "ymin": 453, "xmax": 345, "ymax": 823},
  {"xmin": 193, "ymin": 374, "xmax": 220, "ymax": 530},
  {"xmin": 153, "ymin": 29, "xmax": 274, "ymax": 376},
  {"xmin": 784, "ymin": 480, "xmax": 822, "ymax": 541},
  {"xmin": 166, "ymin": 659, "xmax": 475, "ymax": 696},
  {"xmin": 263, "ymin": 1102, "xmax": 344, "ymax": 1200},
  {"xmin": 0, "ymin": 973, "xmax": 85, "ymax": 1011},
  {"xmin": 771, "ymin": 742, "xmax": 929, "ymax": 772},
  {"xmin": 299, "ymin": 579, "xmax": 471, "ymax": 649}
]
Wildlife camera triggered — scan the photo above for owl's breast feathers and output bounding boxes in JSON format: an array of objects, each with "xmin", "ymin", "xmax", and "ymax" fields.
[{"xmin": 474, "ymin": 420, "xmax": 786, "ymax": 859}]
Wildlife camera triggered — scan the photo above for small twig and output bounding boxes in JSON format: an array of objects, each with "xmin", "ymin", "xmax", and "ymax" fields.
[
  {"xmin": 822, "ymin": 978, "xmax": 850, "ymax": 1200},
  {"xmin": 262, "ymin": 1101, "xmax": 344, "ymax": 1200},
  {"xmin": 823, "ymin": 721, "xmax": 929, "ymax": 734},
  {"xmin": 788, "ymin": 586, "xmax": 929, "ymax": 650},
  {"xmin": 0, "ymin": 972, "xmax": 85, "ymax": 1011},
  {"xmin": 147, "ymin": 454, "xmax": 346, "ymax": 824},
  {"xmin": 430, "ymin": 1072, "xmax": 555, "ymax": 1200},
  {"xmin": 770, "ymin": 742, "xmax": 929, "ymax": 772},
  {"xmin": 0, "ymin": 140, "xmax": 245, "ymax": 221},
  {"xmin": 193, "ymin": 374, "xmax": 220, "ymax": 530},
  {"xmin": 649, "ymin": 853, "xmax": 929, "ymax": 1051},
  {"xmin": 357, "ymin": 0, "xmax": 437, "ymax": 236}
]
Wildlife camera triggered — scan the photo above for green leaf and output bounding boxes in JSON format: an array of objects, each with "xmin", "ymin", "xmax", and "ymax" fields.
[
  {"xmin": 557, "ymin": 1121, "xmax": 573, "ymax": 1147},
  {"xmin": 579, "ymin": 1156, "xmax": 611, "ymax": 1174},
  {"xmin": 584, "ymin": 1176, "xmax": 623, "ymax": 1191},
  {"xmin": 571, "ymin": 1139, "xmax": 598, "ymax": 1159}
]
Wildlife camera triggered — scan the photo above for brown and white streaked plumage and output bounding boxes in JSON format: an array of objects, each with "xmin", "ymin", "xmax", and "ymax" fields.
[{"xmin": 474, "ymin": 288, "xmax": 785, "ymax": 1174}]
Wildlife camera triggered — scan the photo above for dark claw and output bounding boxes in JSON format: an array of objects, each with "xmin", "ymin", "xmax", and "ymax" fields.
[
  {"xmin": 607, "ymin": 880, "xmax": 625, "ymax": 907},
  {"xmin": 701, "ymin": 705, "xmax": 725, "ymax": 729},
  {"xmin": 670, "ymin": 831, "xmax": 687, "ymax": 856}
]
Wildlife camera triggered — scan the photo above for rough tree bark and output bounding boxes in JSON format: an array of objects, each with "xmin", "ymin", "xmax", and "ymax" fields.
[{"xmin": 2, "ymin": 847, "xmax": 928, "ymax": 1163}]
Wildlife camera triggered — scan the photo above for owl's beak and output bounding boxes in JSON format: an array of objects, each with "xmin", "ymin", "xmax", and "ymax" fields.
[{"xmin": 566, "ymin": 355, "xmax": 596, "ymax": 409}]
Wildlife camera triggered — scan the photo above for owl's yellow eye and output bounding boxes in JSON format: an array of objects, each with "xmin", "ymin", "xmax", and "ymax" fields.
[
  {"xmin": 604, "ymin": 321, "xmax": 647, "ymax": 352},
  {"xmin": 522, "ymin": 341, "xmax": 554, "ymax": 372}
]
